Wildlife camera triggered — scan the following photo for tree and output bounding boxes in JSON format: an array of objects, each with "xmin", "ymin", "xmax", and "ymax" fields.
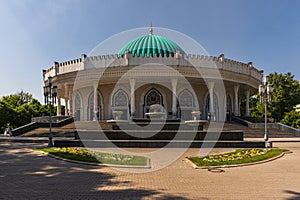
[
  {"xmin": 1, "ymin": 90, "xmax": 33, "ymax": 108},
  {"xmin": 13, "ymin": 99, "xmax": 44, "ymax": 127},
  {"xmin": 0, "ymin": 91, "xmax": 54, "ymax": 132},
  {"xmin": 250, "ymin": 72, "xmax": 300, "ymax": 122},
  {"xmin": 268, "ymin": 72, "xmax": 300, "ymax": 121},
  {"xmin": 280, "ymin": 110, "xmax": 300, "ymax": 128},
  {"xmin": 248, "ymin": 95, "xmax": 263, "ymax": 118},
  {"xmin": 0, "ymin": 101, "xmax": 17, "ymax": 132},
  {"xmin": 0, "ymin": 91, "xmax": 66, "ymax": 133}
]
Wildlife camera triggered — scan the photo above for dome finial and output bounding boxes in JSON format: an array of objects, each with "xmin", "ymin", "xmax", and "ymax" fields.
[{"xmin": 149, "ymin": 21, "xmax": 153, "ymax": 35}]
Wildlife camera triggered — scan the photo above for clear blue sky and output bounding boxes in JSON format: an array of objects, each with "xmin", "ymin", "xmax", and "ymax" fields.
[{"xmin": 0, "ymin": 0, "xmax": 299, "ymax": 102}]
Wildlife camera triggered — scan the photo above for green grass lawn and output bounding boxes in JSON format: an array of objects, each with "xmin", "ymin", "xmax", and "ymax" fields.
[
  {"xmin": 36, "ymin": 147, "xmax": 148, "ymax": 166},
  {"xmin": 189, "ymin": 148, "xmax": 289, "ymax": 167}
]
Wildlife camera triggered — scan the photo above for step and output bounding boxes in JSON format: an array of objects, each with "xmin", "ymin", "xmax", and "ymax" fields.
[
  {"xmin": 54, "ymin": 139, "xmax": 267, "ymax": 148},
  {"xmin": 17, "ymin": 120, "xmax": 300, "ymax": 139},
  {"xmin": 75, "ymin": 130, "xmax": 244, "ymax": 141}
]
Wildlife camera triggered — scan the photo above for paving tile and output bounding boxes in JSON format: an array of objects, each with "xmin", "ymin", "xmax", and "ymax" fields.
[{"xmin": 0, "ymin": 142, "xmax": 299, "ymax": 199}]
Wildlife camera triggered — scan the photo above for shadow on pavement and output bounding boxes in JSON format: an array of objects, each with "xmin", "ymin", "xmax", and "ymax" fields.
[
  {"xmin": 284, "ymin": 190, "xmax": 300, "ymax": 200},
  {"xmin": 0, "ymin": 143, "xmax": 189, "ymax": 199}
]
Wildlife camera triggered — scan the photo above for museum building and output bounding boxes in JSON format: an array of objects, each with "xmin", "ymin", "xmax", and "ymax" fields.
[{"xmin": 42, "ymin": 27, "xmax": 263, "ymax": 122}]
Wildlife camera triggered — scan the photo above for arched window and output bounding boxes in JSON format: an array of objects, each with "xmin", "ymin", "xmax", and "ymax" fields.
[
  {"xmin": 179, "ymin": 89, "xmax": 194, "ymax": 107},
  {"xmin": 144, "ymin": 88, "xmax": 163, "ymax": 106},
  {"xmin": 144, "ymin": 88, "xmax": 163, "ymax": 118},
  {"xmin": 113, "ymin": 89, "xmax": 128, "ymax": 107},
  {"xmin": 178, "ymin": 89, "xmax": 194, "ymax": 120},
  {"xmin": 112, "ymin": 89, "xmax": 129, "ymax": 119},
  {"xmin": 74, "ymin": 94, "xmax": 81, "ymax": 121}
]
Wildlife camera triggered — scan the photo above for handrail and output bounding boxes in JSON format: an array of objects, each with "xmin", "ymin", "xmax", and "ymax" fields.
[
  {"xmin": 11, "ymin": 117, "xmax": 74, "ymax": 136},
  {"xmin": 232, "ymin": 116, "xmax": 300, "ymax": 136}
]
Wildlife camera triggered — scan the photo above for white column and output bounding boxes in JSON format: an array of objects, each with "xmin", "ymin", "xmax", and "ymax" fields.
[
  {"xmin": 233, "ymin": 85, "xmax": 239, "ymax": 116},
  {"xmin": 64, "ymin": 98, "xmax": 69, "ymax": 116},
  {"xmin": 245, "ymin": 89, "xmax": 250, "ymax": 117},
  {"xmin": 129, "ymin": 79, "xmax": 136, "ymax": 118},
  {"xmin": 93, "ymin": 81, "xmax": 98, "ymax": 121},
  {"xmin": 223, "ymin": 93, "xmax": 227, "ymax": 121},
  {"xmin": 57, "ymin": 95, "xmax": 61, "ymax": 116},
  {"xmin": 171, "ymin": 79, "xmax": 178, "ymax": 118},
  {"xmin": 208, "ymin": 81, "xmax": 215, "ymax": 121},
  {"xmin": 68, "ymin": 88, "xmax": 73, "ymax": 116},
  {"xmin": 238, "ymin": 97, "xmax": 241, "ymax": 116}
]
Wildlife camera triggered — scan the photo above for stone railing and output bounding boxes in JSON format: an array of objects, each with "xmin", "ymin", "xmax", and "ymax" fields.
[
  {"xmin": 85, "ymin": 55, "xmax": 127, "ymax": 69},
  {"xmin": 276, "ymin": 123, "xmax": 300, "ymax": 136},
  {"xmin": 232, "ymin": 116, "xmax": 300, "ymax": 137},
  {"xmin": 43, "ymin": 66, "xmax": 56, "ymax": 80},
  {"xmin": 31, "ymin": 116, "xmax": 71, "ymax": 123},
  {"xmin": 11, "ymin": 116, "xmax": 74, "ymax": 136},
  {"xmin": 43, "ymin": 54, "xmax": 263, "ymax": 82},
  {"xmin": 58, "ymin": 58, "xmax": 84, "ymax": 74}
]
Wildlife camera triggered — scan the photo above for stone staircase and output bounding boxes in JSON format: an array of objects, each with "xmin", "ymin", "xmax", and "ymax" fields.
[
  {"xmin": 20, "ymin": 122, "xmax": 76, "ymax": 137},
  {"xmin": 12, "ymin": 116, "xmax": 74, "ymax": 136},
  {"xmin": 14, "ymin": 115, "xmax": 300, "ymax": 148},
  {"xmin": 221, "ymin": 122, "xmax": 298, "ymax": 138},
  {"xmin": 19, "ymin": 120, "xmax": 299, "ymax": 139},
  {"xmin": 17, "ymin": 119, "xmax": 290, "ymax": 148}
]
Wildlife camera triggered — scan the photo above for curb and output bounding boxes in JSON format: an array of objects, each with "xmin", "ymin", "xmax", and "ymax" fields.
[
  {"xmin": 186, "ymin": 150, "xmax": 292, "ymax": 170},
  {"xmin": 32, "ymin": 149, "xmax": 151, "ymax": 169}
]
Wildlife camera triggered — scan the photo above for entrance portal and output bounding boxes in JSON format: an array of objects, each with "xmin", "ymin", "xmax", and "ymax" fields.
[{"xmin": 143, "ymin": 88, "xmax": 163, "ymax": 118}]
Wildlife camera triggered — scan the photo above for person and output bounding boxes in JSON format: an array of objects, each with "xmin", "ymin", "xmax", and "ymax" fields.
[{"xmin": 4, "ymin": 128, "xmax": 11, "ymax": 136}]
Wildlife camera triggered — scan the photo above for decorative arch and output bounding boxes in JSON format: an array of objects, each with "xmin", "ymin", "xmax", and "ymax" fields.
[
  {"xmin": 144, "ymin": 88, "xmax": 163, "ymax": 106},
  {"xmin": 178, "ymin": 89, "xmax": 194, "ymax": 107},
  {"xmin": 143, "ymin": 88, "xmax": 163, "ymax": 118},
  {"xmin": 113, "ymin": 89, "xmax": 128, "ymax": 107},
  {"xmin": 87, "ymin": 92, "xmax": 103, "ymax": 121},
  {"xmin": 178, "ymin": 89, "xmax": 195, "ymax": 120},
  {"xmin": 111, "ymin": 89, "xmax": 129, "ymax": 119}
]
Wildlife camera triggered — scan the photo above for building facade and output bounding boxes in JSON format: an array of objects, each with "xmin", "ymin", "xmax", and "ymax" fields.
[{"xmin": 42, "ymin": 29, "xmax": 263, "ymax": 122}]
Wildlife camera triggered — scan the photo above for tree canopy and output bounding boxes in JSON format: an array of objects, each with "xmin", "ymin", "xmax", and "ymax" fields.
[
  {"xmin": 280, "ymin": 110, "xmax": 300, "ymax": 128},
  {"xmin": 0, "ymin": 91, "xmax": 52, "ymax": 132},
  {"xmin": 249, "ymin": 72, "xmax": 300, "ymax": 126},
  {"xmin": 268, "ymin": 72, "xmax": 300, "ymax": 121},
  {"xmin": 1, "ymin": 90, "xmax": 33, "ymax": 108}
]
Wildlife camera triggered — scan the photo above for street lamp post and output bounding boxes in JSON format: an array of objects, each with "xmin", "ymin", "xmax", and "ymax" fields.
[
  {"xmin": 259, "ymin": 75, "xmax": 273, "ymax": 148},
  {"xmin": 43, "ymin": 76, "xmax": 57, "ymax": 147}
]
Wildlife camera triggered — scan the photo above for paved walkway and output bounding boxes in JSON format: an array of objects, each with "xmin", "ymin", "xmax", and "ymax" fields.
[{"xmin": 0, "ymin": 142, "xmax": 300, "ymax": 199}]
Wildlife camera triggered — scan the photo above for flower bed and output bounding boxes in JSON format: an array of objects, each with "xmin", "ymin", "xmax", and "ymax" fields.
[
  {"xmin": 37, "ymin": 147, "xmax": 148, "ymax": 166},
  {"xmin": 189, "ymin": 148, "xmax": 288, "ymax": 167}
]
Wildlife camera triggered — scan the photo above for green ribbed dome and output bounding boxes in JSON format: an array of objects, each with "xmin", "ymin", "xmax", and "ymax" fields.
[{"xmin": 118, "ymin": 34, "xmax": 185, "ymax": 57}]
